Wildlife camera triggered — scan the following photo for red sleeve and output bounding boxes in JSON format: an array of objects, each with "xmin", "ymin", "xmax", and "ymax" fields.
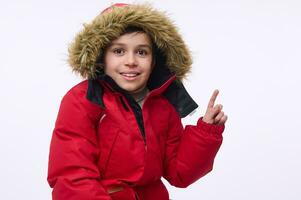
[
  {"xmin": 47, "ymin": 85, "xmax": 111, "ymax": 200},
  {"xmin": 163, "ymin": 107, "xmax": 224, "ymax": 188}
]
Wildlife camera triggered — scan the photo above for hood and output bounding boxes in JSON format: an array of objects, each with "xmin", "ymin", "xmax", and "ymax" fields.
[{"xmin": 68, "ymin": 3, "xmax": 192, "ymax": 81}]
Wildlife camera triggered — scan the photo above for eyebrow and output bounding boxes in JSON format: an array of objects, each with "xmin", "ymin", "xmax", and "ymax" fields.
[{"xmin": 109, "ymin": 43, "xmax": 152, "ymax": 49}]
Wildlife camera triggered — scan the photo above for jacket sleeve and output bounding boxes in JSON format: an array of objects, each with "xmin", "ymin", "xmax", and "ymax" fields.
[
  {"xmin": 47, "ymin": 87, "xmax": 111, "ymax": 200},
  {"xmin": 163, "ymin": 107, "xmax": 224, "ymax": 188}
]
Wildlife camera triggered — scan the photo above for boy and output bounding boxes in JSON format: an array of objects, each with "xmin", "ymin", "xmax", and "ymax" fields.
[{"xmin": 47, "ymin": 3, "xmax": 227, "ymax": 200}]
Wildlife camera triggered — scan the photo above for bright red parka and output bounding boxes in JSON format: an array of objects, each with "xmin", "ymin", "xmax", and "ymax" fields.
[{"xmin": 47, "ymin": 3, "xmax": 225, "ymax": 200}]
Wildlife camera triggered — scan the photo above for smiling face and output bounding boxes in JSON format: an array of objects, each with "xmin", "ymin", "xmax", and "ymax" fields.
[{"xmin": 103, "ymin": 32, "xmax": 154, "ymax": 95}]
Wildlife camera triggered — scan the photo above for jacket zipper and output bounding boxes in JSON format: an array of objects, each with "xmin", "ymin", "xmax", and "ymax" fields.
[{"xmin": 119, "ymin": 95, "xmax": 147, "ymax": 145}]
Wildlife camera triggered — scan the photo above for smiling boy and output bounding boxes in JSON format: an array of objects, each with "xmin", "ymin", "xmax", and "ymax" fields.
[{"xmin": 48, "ymin": 4, "xmax": 227, "ymax": 200}]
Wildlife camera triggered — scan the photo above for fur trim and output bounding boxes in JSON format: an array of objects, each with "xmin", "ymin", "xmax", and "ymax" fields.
[{"xmin": 68, "ymin": 4, "xmax": 192, "ymax": 81}]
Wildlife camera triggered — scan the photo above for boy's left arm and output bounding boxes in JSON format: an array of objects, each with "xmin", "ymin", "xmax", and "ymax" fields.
[{"xmin": 163, "ymin": 89, "xmax": 227, "ymax": 188}]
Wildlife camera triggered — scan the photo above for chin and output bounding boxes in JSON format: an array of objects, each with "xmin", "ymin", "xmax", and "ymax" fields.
[
  {"xmin": 125, "ymin": 88, "xmax": 141, "ymax": 94},
  {"xmin": 123, "ymin": 86, "xmax": 144, "ymax": 94}
]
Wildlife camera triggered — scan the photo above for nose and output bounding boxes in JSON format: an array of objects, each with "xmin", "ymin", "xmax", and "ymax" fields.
[{"xmin": 125, "ymin": 52, "xmax": 138, "ymax": 67}]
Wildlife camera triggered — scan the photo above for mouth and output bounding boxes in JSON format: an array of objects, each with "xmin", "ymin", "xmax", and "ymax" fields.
[{"xmin": 120, "ymin": 72, "xmax": 141, "ymax": 80}]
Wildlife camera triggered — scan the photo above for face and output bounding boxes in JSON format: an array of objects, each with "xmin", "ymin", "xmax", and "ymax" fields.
[{"xmin": 104, "ymin": 32, "xmax": 154, "ymax": 95}]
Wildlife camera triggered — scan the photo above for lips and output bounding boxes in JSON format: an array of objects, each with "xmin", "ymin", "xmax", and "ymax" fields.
[{"xmin": 120, "ymin": 72, "xmax": 141, "ymax": 79}]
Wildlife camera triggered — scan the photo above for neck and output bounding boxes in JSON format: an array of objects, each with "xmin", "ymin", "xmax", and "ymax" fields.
[{"xmin": 131, "ymin": 87, "xmax": 149, "ymax": 103}]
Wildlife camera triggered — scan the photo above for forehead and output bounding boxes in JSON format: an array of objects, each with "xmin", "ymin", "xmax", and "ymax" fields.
[{"xmin": 110, "ymin": 32, "xmax": 152, "ymax": 47}]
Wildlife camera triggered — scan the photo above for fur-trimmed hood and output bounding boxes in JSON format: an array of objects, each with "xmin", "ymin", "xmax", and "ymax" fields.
[{"xmin": 68, "ymin": 3, "xmax": 192, "ymax": 81}]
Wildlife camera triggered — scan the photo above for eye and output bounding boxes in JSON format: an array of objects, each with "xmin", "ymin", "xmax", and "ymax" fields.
[
  {"xmin": 113, "ymin": 48, "xmax": 125, "ymax": 55},
  {"xmin": 137, "ymin": 49, "xmax": 148, "ymax": 56}
]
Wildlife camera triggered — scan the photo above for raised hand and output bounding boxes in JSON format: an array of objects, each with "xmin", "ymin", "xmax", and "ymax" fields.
[{"xmin": 202, "ymin": 89, "xmax": 227, "ymax": 125}]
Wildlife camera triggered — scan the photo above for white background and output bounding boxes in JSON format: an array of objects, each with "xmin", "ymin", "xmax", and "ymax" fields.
[{"xmin": 1, "ymin": 0, "xmax": 300, "ymax": 199}]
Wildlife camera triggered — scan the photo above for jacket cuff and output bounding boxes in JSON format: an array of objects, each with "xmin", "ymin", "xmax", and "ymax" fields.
[{"xmin": 197, "ymin": 117, "xmax": 225, "ymax": 137}]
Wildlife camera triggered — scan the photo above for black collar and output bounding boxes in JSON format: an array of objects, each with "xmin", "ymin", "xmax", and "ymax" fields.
[{"xmin": 86, "ymin": 66, "xmax": 198, "ymax": 118}]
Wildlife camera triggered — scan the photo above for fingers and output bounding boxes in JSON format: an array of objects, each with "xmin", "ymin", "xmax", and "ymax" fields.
[
  {"xmin": 203, "ymin": 89, "xmax": 228, "ymax": 125},
  {"xmin": 214, "ymin": 111, "xmax": 224, "ymax": 123},
  {"xmin": 203, "ymin": 104, "xmax": 222, "ymax": 124},
  {"xmin": 216, "ymin": 114, "xmax": 228, "ymax": 125},
  {"xmin": 214, "ymin": 109, "xmax": 228, "ymax": 124},
  {"xmin": 211, "ymin": 104, "xmax": 223, "ymax": 118},
  {"xmin": 205, "ymin": 104, "xmax": 227, "ymax": 124},
  {"xmin": 207, "ymin": 89, "xmax": 219, "ymax": 109}
]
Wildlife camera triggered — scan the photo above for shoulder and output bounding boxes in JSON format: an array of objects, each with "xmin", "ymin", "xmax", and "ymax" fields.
[
  {"xmin": 65, "ymin": 80, "xmax": 89, "ymax": 97},
  {"xmin": 61, "ymin": 80, "xmax": 89, "ymax": 107},
  {"xmin": 60, "ymin": 80, "xmax": 104, "ymax": 121}
]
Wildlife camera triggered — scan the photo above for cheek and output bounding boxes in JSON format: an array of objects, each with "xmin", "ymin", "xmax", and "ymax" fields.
[
  {"xmin": 143, "ymin": 58, "xmax": 153, "ymax": 73},
  {"xmin": 103, "ymin": 63, "xmax": 111, "ymax": 74},
  {"xmin": 145, "ymin": 67, "xmax": 152, "ymax": 77},
  {"xmin": 104, "ymin": 56, "xmax": 119, "ymax": 74}
]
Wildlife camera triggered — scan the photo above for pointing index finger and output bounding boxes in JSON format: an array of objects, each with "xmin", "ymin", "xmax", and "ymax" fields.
[{"xmin": 207, "ymin": 89, "xmax": 219, "ymax": 109}]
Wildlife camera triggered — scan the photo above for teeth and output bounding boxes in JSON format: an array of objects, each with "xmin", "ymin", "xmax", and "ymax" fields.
[{"xmin": 121, "ymin": 73, "xmax": 139, "ymax": 77}]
